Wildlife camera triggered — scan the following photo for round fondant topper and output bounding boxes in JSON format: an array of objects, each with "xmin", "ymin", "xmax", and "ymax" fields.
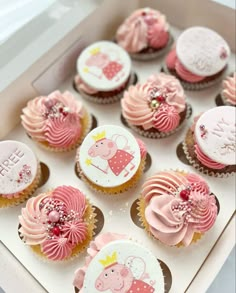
[
  {"xmin": 82, "ymin": 240, "xmax": 165, "ymax": 293},
  {"xmin": 77, "ymin": 41, "xmax": 131, "ymax": 91},
  {"xmin": 79, "ymin": 125, "xmax": 141, "ymax": 188},
  {"xmin": 176, "ymin": 27, "xmax": 230, "ymax": 76},
  {"xmin": 0, "ymin": 141, "xmax": 38, "ymax": 194},
  {"xmin": 195, "ymin": 106, "xmax": 236, "ymax": 165}
]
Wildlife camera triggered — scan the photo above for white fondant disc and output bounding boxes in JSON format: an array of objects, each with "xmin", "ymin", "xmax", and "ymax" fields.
[
  {"xmin": 195, "ymin": 106, "xmax": 236, "ymax": 165},
  {"xmin": 79, "ymin": 125, "xmax": 141, "ymax": 188},
  {"xmin": 0, "ymin": 141, "xmax": 38, "ymax": 194},
  {"xmin": 176, "ymin": 27, "xmax": 230, "ymax": 76},
  {"xmin": 77, "ymin": 41, "xmax": 131, "ymax": 91},
  {"xmin": 82, "ymin": 240, "xmax": 165, "ymax": 293}
]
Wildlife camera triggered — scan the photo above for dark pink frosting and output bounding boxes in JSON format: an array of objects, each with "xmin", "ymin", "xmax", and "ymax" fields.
[{"xmin": 153, "ymin": 104, "xmax": 180, "ymax": 132}]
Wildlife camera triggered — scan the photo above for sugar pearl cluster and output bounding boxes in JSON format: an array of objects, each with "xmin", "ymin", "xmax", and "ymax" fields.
[
  {"xmin": 39, "ymin": 198, "xmax": 80, "ymax": 240},
  {"xmin": 148, "ymin": 87, "xmax": 167, "ymax": 110},
  {"xmin": 16, "ymin": 164, "xmax": 32, "ymax": 184},
  {"xmin": 42, "ymin": 98, "xmax": 71, "ymax": 119}
]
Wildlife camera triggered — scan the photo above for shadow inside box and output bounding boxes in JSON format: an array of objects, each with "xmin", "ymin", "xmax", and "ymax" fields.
[{"xmin": 38, "ymin": 162, "xmax": 50, "ymax": 187}]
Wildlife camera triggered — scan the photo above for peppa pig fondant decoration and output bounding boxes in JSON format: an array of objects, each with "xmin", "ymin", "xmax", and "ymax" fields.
[
  {"xmin": 79, "ymin": 125, "xmax": 141, "ymax": 188},
  {"xmin": 77, "ymin": 41, "xmax": 131, "ymax": 91},
  {"xmin": 81, "ymin": 240, "xmax": 165, "ymax": 293}
]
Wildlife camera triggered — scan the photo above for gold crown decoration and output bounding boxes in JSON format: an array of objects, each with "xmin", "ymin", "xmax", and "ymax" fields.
[
  {"xmin": 89, "ymin": 47, "xmax": 100, "ymax": 55},
  {"xmin": 99, "ymin": 252, "xmax": 117, "ymax": 267},
  {"xmin": 92, "ymin": 130, "xmax": 106, "ymax": 142}
]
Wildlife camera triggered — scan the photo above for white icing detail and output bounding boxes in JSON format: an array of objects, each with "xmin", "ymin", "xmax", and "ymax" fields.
[
  {"xmin": 77, "ymin": 41, "xmax": 131, "ymax": 91},
  {"xmin": 195, "ymin": 106, "xmax": 236, "ymax": 165},
  {"xmin": 176, "ymin": 27, "xmax": 230, "ymax": 76}
]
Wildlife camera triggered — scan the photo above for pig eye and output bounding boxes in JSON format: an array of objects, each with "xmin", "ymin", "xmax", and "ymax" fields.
[
  {"xmin": 111, "ymin": 269, "xmax": 115, "ymax": 273},
  {"xmin": 101, "ymin": 142, "xmax": 103, "ymax": 145},
  {"xmin": 104, "ymin": 273, "xmax": 108, "ymax": 278},
  {"xmin": 95, "ymin": 145, "xmax": 98, "ymax": 148}
]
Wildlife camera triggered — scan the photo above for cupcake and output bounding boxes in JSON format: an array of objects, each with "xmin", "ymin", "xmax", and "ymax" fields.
[
  {"xmin": 18, "ymin": 185, "xmax": 96, "ymax": 261},
  {"xmin": 183, "ymin": 106, "xmax": 236, "ymax": 177},
  {"xmin": 0, "ymin": 140, "xmax": 41, "ymax": 208},
  {"xmin": 21, "ymin": 90, "xmax": 91, "ymax": 152},
  {"xmin": 74, "ymin": 41, "xmax": 136, "ymax": 104},
  {"xmin": 121, "ymin": 73, "xmax": 189, "ymax": 138},
  {"xmin": 76, "ymin": 125, "xmax": 147, "ymax": 194},
  {"xmin": 220, "ymin": 73, "xmax": 236, "ymax": 106},
  {"xmin": 164, "ymin": 26, "xmax": 230, "ymax": 90},
  {"xmin": 116, "ymin": 7, "xmax": 172, "ymax": 60},
  {"xmin": 73, "ymin": 233, "xmax": 170, "ymax": 293},
  {"xmin": 139, "ymin": 170, "xmax": 218, "ymax": 247}
]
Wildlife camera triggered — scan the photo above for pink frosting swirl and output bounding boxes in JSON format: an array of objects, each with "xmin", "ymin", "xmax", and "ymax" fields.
[
  {"xmin": 19, "ymin": 193, "xmax": 49, "ymax": 245},
  {"xmin": 136, "ymin": 138, "xmax": 147, "ymax": 159},
  {"xmin": 165, "ymin": 48, "xmax": 205, "ymax": 83},
  {"xmin": 61, "ymin": 220, "xmax": 87, "ymax": 245},
  {"xmin": 19, "ymin": 186, "xmax": 89, "ymax": 261},
  {"xmin": 73, "ymin": 233, "xmax": 128, "ymax": 291},
  {"xmin": 74, "ymin": 74, "xmax": 99, "ymax": 94},
  {"xmin": 153, "ymin": 104, "xmax": 180, "ymax": 132},
  {"xmin": 41, "ymin": 237, "xmax": 73, "ymax": 261},
  {"xmin": 143, "ymin": 171, "xmax": 217, "ymax": 246},
  {"xmin": 147, "ymin": 73, "xmax": 186, "ymax": 113},
  {"xmin": 121, "ymin": 83, "xmax": 153, "ymax": 130},
  {"xmin": 194, "ymin": 144, "xmax": 226, "ymax": 169},
  {"xmin": 116, "ymin": 8, "xmax": 169, "ymax": 53},
  {"xmin": 222, "ymin": 73, "xmax": 236, "ymax": 105},
  {"xmin": 21, "ymin": 91, "xmax": 85, "ymax": 148}
]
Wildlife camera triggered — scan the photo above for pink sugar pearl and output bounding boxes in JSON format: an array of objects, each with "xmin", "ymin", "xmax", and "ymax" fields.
[{"xmin": 48, "ymin": 210, "xmax": 60, "ymax": 222}]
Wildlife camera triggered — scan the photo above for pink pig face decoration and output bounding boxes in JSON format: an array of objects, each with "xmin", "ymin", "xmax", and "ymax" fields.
[
  {"xmin": 95, "ymin": 263, "xmax": 133, "ymax": 292},
  {"xmin": 85, "ymin": 52, "xmax": 110, "ymax": 69},
  {"xmin": 88, "ymin": 138, "xmax": 118, "ymax": 160}
]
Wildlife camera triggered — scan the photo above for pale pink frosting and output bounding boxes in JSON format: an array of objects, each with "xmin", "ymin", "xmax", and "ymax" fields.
[
  {"xmin": 165, "ymin": 48, "xmax": 205, "ymax": 83},
  {"xmin": 41, "ymin": 237, "xmax": 73, "ymax": 261},
  {"xmin": 136, "ymin": 138, "xmax": 147, "ymax": 158},
  {"xmin": 74, "ymin": 75, "xmax": 99, "ymax": 94},
  {"xmin": 21, "ymin": 91, "xmax": 85, "ymax": 148},
  {"xmin": 143, "ymin": 171, "xmax": 217, "ymax": 246},
  {"xmin": 73, "ymin": 233, "xmax": 128, "ymax": 291},
  {"xmin": 153, "ymin": 104, "xmax": 180, "ymax": 132},
  {"xmin": 121, "ymin": 83, "xmax": 154, "ymax": 130},
  {"xmin": 116, "ymin": 8, "xmax": 169, "ymax": 53},
  {"xmin": 19, "ymin": 186, "xmax": 89, "ymax": 261},
  {"xmin": 222, "ymin": 73, "xmax": 236, "ymax": 105},
  {"xmin": 147, "ymin": 73, "xmax": 186, "ymax": 113},
  {"xmin": 194, "ymin": 144, "xmax": 226, "ymax": 169},
  {"xmin": 191, "ymin": 115, "xmax": 226, "ymax": 169},
  {"xmin": 121, "ymin": 73, "xmax": 186, "ymax": 132}
]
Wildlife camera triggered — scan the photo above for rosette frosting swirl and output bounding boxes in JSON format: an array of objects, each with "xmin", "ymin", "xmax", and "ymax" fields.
[
  {"xmin": 116, "ymin": 8, "xmax": 169, "ymax": 53},
  {"xmin": 121, "ymin": 73, "xmax": 186, "ymax": 132},
  {"xmin": 142, "ymin": 171, "xmax": 218, "ymax": 246},
  {"xmin": 19, "ymin": 186, "xmax": 89, "ymax": 261},
  {"xmin": 222, "ymin": 73, "xmax": 236, "ymax": 105},
  {"xmin": 21, "ymin": 91, "xmax": 85, "ymax": 148}
]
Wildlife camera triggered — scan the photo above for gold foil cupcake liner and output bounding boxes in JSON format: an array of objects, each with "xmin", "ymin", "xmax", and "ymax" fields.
[
  {"xmin": 19, "ymin": 198, "xmax": 97, "ymax": 263},
  {"xmin": 182, "ymin": 140, "xmax": 235, "ymax": 178},
  {"xmin": 36, "ymin": 109, "xmax": 92, "ymax": 153},
  {"xmin": 76, "ymin": 148, "xmax": 146, "ymax": 195},
  {"xmin": 130, "ymin": 33, "xmax": 174, "ymax": 61},
  {"xmin": 126, "ymin": 103, "xmax": 191, "ymax": 139},
  {"xmin": 75, "ymin": 72, "xmax": 137, "ymax": 104},
  {"xmin": 163, "ymin": 64, "xmax": 228, "ymax": 91},
  {"xmin": 0, "ymin": 162, "xmax": 42, "ymax": 208}
]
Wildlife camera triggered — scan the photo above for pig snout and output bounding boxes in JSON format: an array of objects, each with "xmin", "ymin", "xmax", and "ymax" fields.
[
  {"xmin": 88, "ymin": 148, "xmax": 95, "ymax": 157},
  {"xmin": 95, "ymin": 278, "xmax": 104, "ymax": 291}
]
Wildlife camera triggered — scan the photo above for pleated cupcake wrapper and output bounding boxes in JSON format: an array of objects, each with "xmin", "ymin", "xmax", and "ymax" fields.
[
  {"xmin": 19, "ymin": 198, "xmax": 97, "ymax": 263},
  {"xmin": 162, "ymin": 64, "xmax": 228, "ymax": 91},
  {"xmin": 75, "ymin": 71, "xmax": 137, "ymax": 104},
  {"xmin": 137, "ymin": 190, "xmax": 203, "ymax": 249},
  {"xmin": 0, "ymin": 162, "xmax": 42, "ymax": 208},
  {"xmin": 129, "ymin": 33, "xmax": 174, "ymax": 61},
  {"xmin": 182, "ymin": 139, "xmax": 235, "ymax": 178},
  {"xmin": 36, "ymin": 110, "xmax": 92, "ymax": 153},
  {"xmin": 126, "ymin": 103, "xmax": 192, "ymax": 139},
  {"xmin": 76, "ymin": 148, "xmax": 146, "ymax": 195}
]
